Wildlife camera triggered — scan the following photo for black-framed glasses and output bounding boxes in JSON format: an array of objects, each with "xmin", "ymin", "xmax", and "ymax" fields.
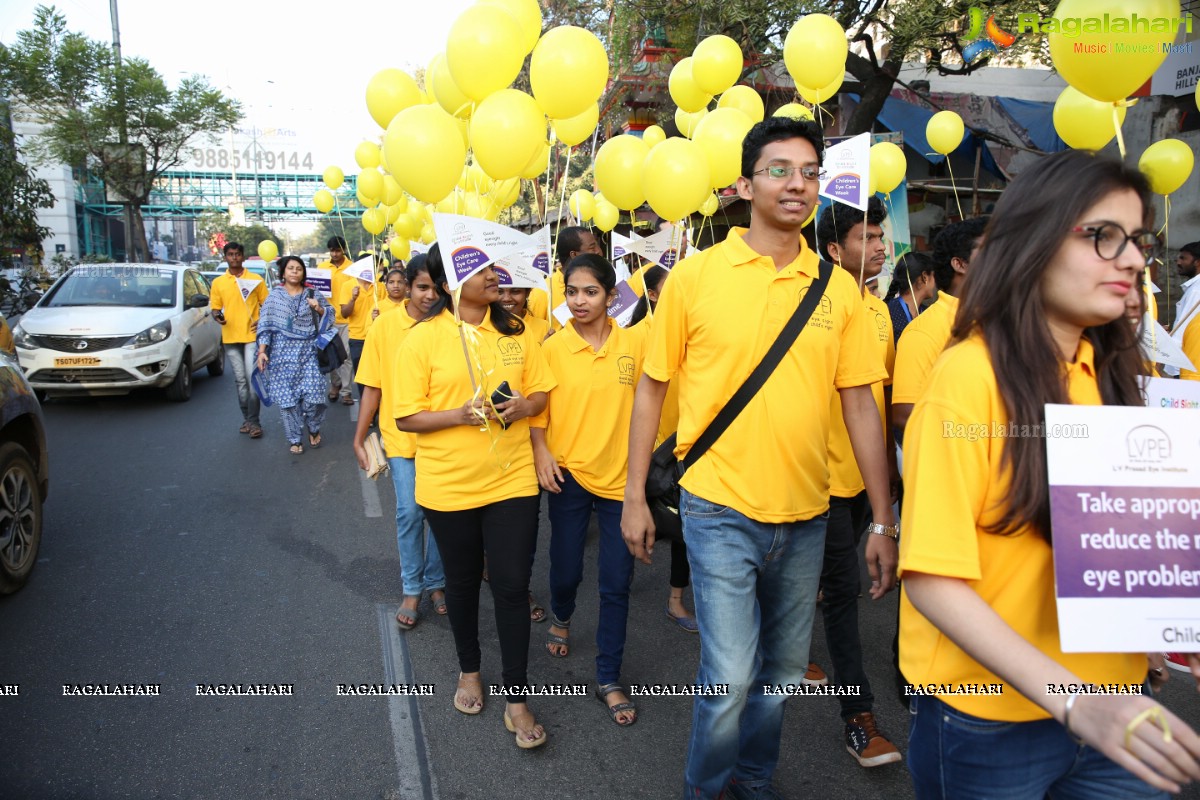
[
  {"xmin": 1071, "ymin": 224, "xmax": 1160, "ymax": 266},
  {"xmin": 752, "ymin": 165, "xmax": 826, "ymax": 182}
]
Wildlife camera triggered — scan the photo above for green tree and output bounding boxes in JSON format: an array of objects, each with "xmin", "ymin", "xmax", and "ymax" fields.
[
  {"xmin": 0, "ymin": 106, "xmax": 55, "ymax": 268},
  {"xmin": 0, "ymin": 5, "xmax": 241, "ymax": 262},
  {"xmin": 195, "ymin": 211, "xmax": 280, "ymax": 258}
]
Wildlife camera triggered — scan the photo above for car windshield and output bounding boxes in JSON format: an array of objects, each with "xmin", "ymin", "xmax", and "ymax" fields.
[
  {"xmin": 246, "ymin": 265, "xmax": 271, "ymax": 283},
  {"xmin": 41, "ymin": 266, "xmax": 178, "ymax": 308}
]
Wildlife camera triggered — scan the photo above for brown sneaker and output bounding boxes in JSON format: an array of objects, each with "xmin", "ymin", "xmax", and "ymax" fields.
[
  {"xmin": 844, "ymin": 711, "xmax": 902, "ymax": 767},
  {"xmin": 802, "ymin": 662, "xmax": 828, "ymax": 686}
]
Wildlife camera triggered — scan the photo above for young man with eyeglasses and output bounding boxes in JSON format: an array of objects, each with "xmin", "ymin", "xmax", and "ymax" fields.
[{"xmin": 622, "ymin": 117, "xmax": 898, "ymax": 800}]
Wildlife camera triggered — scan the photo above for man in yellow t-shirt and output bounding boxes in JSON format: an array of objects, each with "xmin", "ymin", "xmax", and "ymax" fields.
[
  {"xmin": 813, "ymin": 196, "xmax": 902, "ymax": 767},
  {"xmin": 891, "ymin": 217, "xmax": 987, "ymax": 438},
  {"xmin": 338, "ymin": 264, "xmax": 376, "ymax": 402},
  {"xmin": 318, "ymin": 236, "xmax": 354, "ymax": 405},
  {"xmin": 622, "ymin": 118, "xmax": 896, "ymax": 800},
  {"xmin": 209, "ymin": 241, "xmax": 268, "ymax": 437},
  {"xmin": 529, "ymin": 226, "xmax": 603, "ymax": 328}
]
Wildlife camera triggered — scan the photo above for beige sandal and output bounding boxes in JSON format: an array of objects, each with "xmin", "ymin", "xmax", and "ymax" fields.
[{"xmin": 453, "ymin": 673, "xmax": 483, "ymax": 715}]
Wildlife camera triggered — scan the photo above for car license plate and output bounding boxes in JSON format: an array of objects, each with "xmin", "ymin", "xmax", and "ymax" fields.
[{"xmin": 54, "ymin": 357, "xmax": 101, "ymax": 367}]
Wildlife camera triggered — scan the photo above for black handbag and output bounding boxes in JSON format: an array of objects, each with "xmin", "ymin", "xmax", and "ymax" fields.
[
  {"xmin": 644, "ymin": 259, "xmax": 834, "ymax": 540},
  {"xmin": 312, "ymin": 304, "xmax": 348, "ymax": 374}
]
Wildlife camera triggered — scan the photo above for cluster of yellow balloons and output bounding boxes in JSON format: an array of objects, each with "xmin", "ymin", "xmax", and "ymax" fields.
[{"xmin": 784, "ymin": 14, "xmax": 848, "ymax": 105}]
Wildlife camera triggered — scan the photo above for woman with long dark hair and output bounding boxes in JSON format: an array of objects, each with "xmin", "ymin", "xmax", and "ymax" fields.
[
  {"xmin": 900, "ymin": 150, "xmax": 1200, "ymax": 797},
  {"xmin": 393, "ymin": 244, "xmax": 555, "ymax": 749}
]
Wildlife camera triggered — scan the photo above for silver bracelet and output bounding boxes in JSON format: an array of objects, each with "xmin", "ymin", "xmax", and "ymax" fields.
[{"xmin": 1063, "ymin": 689, "xmax": 1085, "ymax": 745}]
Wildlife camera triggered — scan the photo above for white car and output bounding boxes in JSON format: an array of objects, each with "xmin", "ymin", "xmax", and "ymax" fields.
[{"xmin": 11, "ymin": 264, "xmax": 224, "ymax": 402}]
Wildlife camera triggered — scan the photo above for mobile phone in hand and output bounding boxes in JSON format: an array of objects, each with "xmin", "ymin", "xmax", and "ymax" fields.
[{"xmin": 490, "ymin": 381, "xmax": 513, "ymax": 429}]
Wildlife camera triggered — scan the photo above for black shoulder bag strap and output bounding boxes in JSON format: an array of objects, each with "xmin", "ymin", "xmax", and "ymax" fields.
[{"xmin": 679, "ymin": 258, "xmax": 834, "ymax": 472}]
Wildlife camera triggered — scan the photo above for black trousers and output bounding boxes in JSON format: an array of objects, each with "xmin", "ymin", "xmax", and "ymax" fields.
[
  {"xmin": 669, "ymin": 538, "xmax": 691, "ymax": 589},
  {"xmin": 819, "ymin": 490, "xmax": 874, "ymax": 719},
  {"xmin": 422, "ymin": 495, "xmax": 539, "ymax": 692}
]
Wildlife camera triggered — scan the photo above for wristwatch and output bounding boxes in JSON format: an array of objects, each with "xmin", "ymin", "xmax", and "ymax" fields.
[{"xmin": 867, "ymin": 522, "xmax": 899, "ymax": 539}]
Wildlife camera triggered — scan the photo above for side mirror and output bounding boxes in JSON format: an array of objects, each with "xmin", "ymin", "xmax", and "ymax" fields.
[{"xmin": 188, "ymin": 294, "xmax": 210, "ymax": 309}]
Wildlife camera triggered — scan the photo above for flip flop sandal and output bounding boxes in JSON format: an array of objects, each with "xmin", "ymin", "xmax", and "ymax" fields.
[
  {"xmin": 289, "ymin": 444, "xmax": 304, "ymax": 455},
  {"xmin": 248, "ymin": 425, "xmax": 264, "ymax": 439},
  {"xmin": 453, "ymin": 673, "xmax": 483, "ymax": 715},
  {"xmin": 529, "ymin": 594, "xmax": 547, "ymax": 623},
  {"xmin": 429, "ymin": 591, "xmax": 448, "ymax": 616},
  {"xmin": 545, "ymin": 616, "xmax": 570, "ymax": 658},
  {"xmin": 503, "ymin": 710, "xmax": 547, "ymax": 749},
  {"xmin": 395, "ymin": 602, "xmax": 420, "ymax": 631},
  {"xmin": 340, "ymin": 395, "xmax": 355, "ymax": 406},
  {"xmin": 308, "ymin": 432, "xmax": 322, "ymax": 448},
  {"xmin": 239, "ymin": 422, "xmax": 252, "ymax": 434},
  {"xmin": 595, "ymin": 683, "xmax": 637, "ymax": 727}
]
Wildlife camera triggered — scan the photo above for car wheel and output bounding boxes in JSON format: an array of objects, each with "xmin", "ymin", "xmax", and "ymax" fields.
[
  {"xmin": 207, "ymin": 344, "xmax": 225, "ymax": 377},
  {"xmin": 165, "ymin": 351, "xmax": 192, "ymax": 402},
  {"xmin": 0, "ymin": 442, "xmax": 43, "ymax": 595}
]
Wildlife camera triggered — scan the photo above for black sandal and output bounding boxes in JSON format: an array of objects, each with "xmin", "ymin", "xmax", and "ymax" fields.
[
  {"xmin": 545, "ymin": 615, "xmax": 569, "ymax": 658},
  {"xmin": 595, "ymin": 682, "xmax": 637, "ymax": 726}
]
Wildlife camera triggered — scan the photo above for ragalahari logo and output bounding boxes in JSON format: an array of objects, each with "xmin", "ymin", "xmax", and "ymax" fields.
[{"xmin": 963, "ymin": 6, "xmax": 1018, "ymax": 63}]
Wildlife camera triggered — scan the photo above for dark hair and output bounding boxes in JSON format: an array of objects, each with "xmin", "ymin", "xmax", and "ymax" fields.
[
  {"xmin": 383, "ymin": 267, "xmax": 406, "ymax": 284},
  {"xmin": 404, "ymin": 253, "xmax": 429, "ymax": 285},
  {"xmin": 740, "ymin": 117, "xmax": 825, "ymax": 179},
  {"xmin": 564, "ymin": 253, "xmax": 617, "ymax": 296},
  {"xmin": 1180, "ymin": 241, "xmax": 1200, "ymax": 259},
  {"xmin": 883, "ymin": 251, "xmax": 936, "ymax": 301},
  {"xmin": 629, "ymin": 265, "xmax": 669, "ymax": 325},
  {"xmin": 327, "ymin": 236, "xmax": 347, "ymax": 251},
  {"xmin": 556, "ymin": 226, "xmax": 591, "ymax": 268},
  {"xmin": 931, "ymin": 217, "xmax": 988, "ymax": 292},
  {"xmin": 223, "ymin": 241, "xmax": 244, "ymax": 256},
  {"xmin": 275, "ymin": 255, "xmax": 305, "ymax": 282},
  {"xmin": 423, "ymin": 244, "xmax": 524, "ymax": 334},
  {"xmin": 952, "ymin": 150, "xmax": 1149, "ymax": 542},
  {"xmin": 815, "ymin": 197, "xmax": 887, "ymax": 261}
]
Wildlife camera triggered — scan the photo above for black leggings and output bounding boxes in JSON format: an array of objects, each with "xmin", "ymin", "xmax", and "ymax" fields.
[
  {"xmin": 422, "ymin": 495, "xmax": 539, "ymax": 692},
  {"xmin": 669, "ymin": 537, "xmax": 691, "ymax": 589}
]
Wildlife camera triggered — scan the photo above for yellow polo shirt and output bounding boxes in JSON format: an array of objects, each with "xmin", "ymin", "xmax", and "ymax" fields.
[
  {"xmin": 528, "ymin": 286, "xmax": 549, "ymax": 324},
  {"xmin": 356, "ymin": 302, "xmax": 420, "ymax": 459},
  {"xmin": 828, "ymin": 288, "xmax": 895, "ymax": 497},
  {"xmin": 1181, "ymin": 313, "xmax": 1200, "ymax": 381},
  {"xmin": 338, "ymin": 279, "xmax": 376, "ymax": 340},
  {"xmin": 393, "ymin": 310, "xmax": 556, "ymax": 512},
  {"xmin": 644, "ymin": 228, "xmax": 886, "ymax": 523},
  {"xmin": 892, "ymin": 293, "xmax": 959, "ymax": 405},
  {"xmin": 634, "ymin": 317, "xmax": 681, "ymax": 448},
  {"xmin": 322, "ymin": 261, "xmax": 351, "ymax": 325},
  {"xmin": 376, "ymin": 296, "xmax": 407, "ymax": 318},
  {"xmin": 523, "ymin": 311, "xmax": 549, "ymax": 344},
  {"xmin": 898, "ymin": 334, "xmax": 1143, "ymax": 721},
  {"xmin": 209, "ymin": 269, "xmax": 267, "ymax": 344},
  {"xmin": 533, "ymin": 318, "xmax": 648, "ymax": 500}
]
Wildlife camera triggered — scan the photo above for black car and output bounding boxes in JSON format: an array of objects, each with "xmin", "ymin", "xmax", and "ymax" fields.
[{"xmin": 0, "ymin": 350, "xmax": 48, "ymax": 593}]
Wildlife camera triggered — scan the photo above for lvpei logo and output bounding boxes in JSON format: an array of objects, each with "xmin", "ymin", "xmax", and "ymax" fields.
[{"xmin": 963, "ymin": 7, "xmax": 1017, "ymax": 63}]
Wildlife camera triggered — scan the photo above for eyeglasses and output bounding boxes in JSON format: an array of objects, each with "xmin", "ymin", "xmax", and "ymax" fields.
[
  {"xmin": 752, "ymin": 165, "xmax": 826, "ymax": 182},
  {"xmin": 1071, "ymin": 224, "xmax": 1160, "ymax": 266}
]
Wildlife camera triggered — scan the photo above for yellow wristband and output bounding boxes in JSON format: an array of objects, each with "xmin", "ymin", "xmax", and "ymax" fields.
[{"xmin": 1124, "ymin": 706, "xmax": 1173, "ymax": 750}]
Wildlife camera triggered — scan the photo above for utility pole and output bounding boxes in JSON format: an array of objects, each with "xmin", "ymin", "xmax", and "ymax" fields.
[{"xmin": 109, "ymin": 0, "xmax": 138, "ymax": 262}]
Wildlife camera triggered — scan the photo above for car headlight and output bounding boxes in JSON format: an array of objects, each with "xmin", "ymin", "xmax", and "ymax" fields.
[
  {"xmin": 11, "ymin": 324, "xmax": 38, "ymax": 350},
  {"xmin": 124, "ymin": 320, "xmax": 172, "ymax": 349}
]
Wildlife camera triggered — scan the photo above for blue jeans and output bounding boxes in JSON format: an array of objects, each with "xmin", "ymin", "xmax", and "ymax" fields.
[
  {"xmin": 908, "ymin": 694, "xmax": 1167, "ymax": 799},
  {"xmin": 680, "ymin": 488, "xmax": 827, "ymax": 800},
  {"xmin": 224, "ymin": 343, "xmax": 260, "ymax": 425},
  {"xmin": 388, "ymin": 456, "xmax": 444, "ymax": 596},
  {"xmin": 547, "ymin": 470, "xmax": 632, "ymax": 685}
]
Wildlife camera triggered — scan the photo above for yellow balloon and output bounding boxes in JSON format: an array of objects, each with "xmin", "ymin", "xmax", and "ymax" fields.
[
  {"xmin": 717, "ymin": 85, "xmax": 765, "ymax": 123},
  {"xmin": 1048, "ymin": 0, "xmax": 1178, "ymax": 103},
  {"xmin": 1053, "ymin": 87, "xmax": 1126, "ymax": 150},
  {"xmin": 784, "ymin": 14, "xmax": 848, "ymax": 91},
  {"xmin": 492, "ymin": 177, "xmax": 521, "ymax": 207},
  {"xmin": 419, "ymin": 224, "xmax": 436, "ymax": 245},
  {"xmin": 356, "ymin": 189, "xmax": 373, "ymax": 208},
  {"xmin": 258, "ymin": 240, "xmax": 279, "ymax": 262},
  {"xmin": 670, "ymin": 57, "xmax": 712, "ymax": 114},
  {"xmin": 804, "ymin": 205, "xmax": 818, "ymax": 228},
  {"xmin": 530, "ymin": 25, "xmax": 609, "ymax": 120},
  {"xmin": 926, "ymin": 110, "xmax": 965, "ymax": 156},
  {"xmin": 1138, "ymin": 139, "xmax": 1195, "ymax": 195},
  {"xmin": 467, "ymin": 163, "xmax": 494, "ymax": 194},
  {"xmin": 870, "ymin": 142, "xmax": 906, "ymax": 194},
  {"xmin": 355, "ymin": 141, "xmax": 381, "ymax": 170},
  {"xmin": 365, "ymin": 69, "xmax": 422, "ymax": 129},
  {"xmin": 675, "ymin": 107, "xmax": 708, "ymax": 139},
  {"xmin": 428, "ymin": 53, "xmax": 473, "ymax": 118},
  {"xmin": 471, "ymin": 89, "xmax": 546, "ymax": 181},
  {"xmin": 593, "ymin": 200, "xmax": 619, "ymax": 232},
  {"xmin": 389, "ymin": 237, "xmax": 411, "ymax": 261},
  {"xmin": 385, "ymin": 203, "xmax": 403, "ymax": 224},
  {"xmin": 383, "ymin": 104, "xmax": 468, "ymax": 204},
  {"xmin": 797, "ymin": 75, "xmax": 843, "ymax": 105},
  {"xmin": 551, "ymin": 103, "xmax": 599, "ymax": 147},
  {"xmin": 446, "ymin": 4, "xmax": 525, "ymax": 102},
  {"xmin": 642, "ymin": 125, "xmax": 666, "ymax": 148},
  {"xmin": 570, "ymin": 189, "xmax": 596, "ymax": 221},
  {"xmin": 520, "ymin": 140, "xmax": 551, "ymax": 179},
  {"xmin": 699, "ymin": 192, "xmax": 719, "ymax": 216},
  {"xmin": 358, "ymin": 169, "xmax": 384, "ymax": 203},
  {"xmin": 395, "ymin": 213, "xmax": 422, "ymax": 239},
  {"xmin": 390, "ymin": 190, "xmax": 408, "ymax": 215},
  {"xmin": 478, "ymin": 0, "xmax": 542, "ymax": 56},
  {"xmin": 323, "ymin": 166, "xmax": 344, "ymax": 190},
  {"xmin": 361, "ymin": 208, "xmax": 387, "ymax": 236},
  {"xmin": 643, "ymin": 138, "xmax": 712, "ymax": 221},
  {"xmin": 693, "ymin": 107, "xmax": 755, "ymax": 190},
  {"xmin": 595, "ymin": 135, "xmax": 650, "ymax": 210},
  {"xmin": 313, "ymin": 189, "xmax": 335, "ymax": 214},
  {"xmin": 692, "ymin": 34, "xmax": 743, "ymax": 96},
  {"xmin": 773, "ymin": 103, "xmax": 814, "ymax": 121},
  {"xmin": 436, "ymin": 191, "xmax": 464, "ymax": 215}
]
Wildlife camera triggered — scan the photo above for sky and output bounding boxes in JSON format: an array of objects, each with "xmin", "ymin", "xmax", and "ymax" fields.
[{"xmin": 1, "ymin": 0, "xmax": 478, "ymax": 177}]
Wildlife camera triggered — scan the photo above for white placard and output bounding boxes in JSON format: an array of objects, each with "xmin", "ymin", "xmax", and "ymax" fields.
[
  {"xmin": 432, "ymin": 214, "xmax": 531, "ymax": 291},
  {"xmin": 1141, "ymin": 316, "xmax": 1195, "ymax": 372},
  {"xmin": 493, "ymin": 225, "xmax": 552, "ymax": 289},
  {"xmin": 342, "ymin": 256, "xmax": 377, "ymax": 283},
  {"xmin": 819, "ymin": 132, "xmax": 871, "ymax": 211},
  {"xmin": 624, "ymin": 225, "xmax": 683, "ymax": 269}
]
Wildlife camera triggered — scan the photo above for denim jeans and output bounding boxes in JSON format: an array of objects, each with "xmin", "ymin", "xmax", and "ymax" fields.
[
  {"xmin": 679, "ymin": 488, "xmax": 827, "ymax": 800},
  {"xmin": 547, "ymin": 470, "xmax": 633, "ymax": 685},
  {"xmin": 224, "ymin": 342, "xmax": 259, "ymax": 425},
  {"xmin": 908, "ymin": 694, "xmax": 1166, "ymax": 799},
  {"xmin": 819, "ymin": 491, "xmax": 873, "ymax": 719},
  {"xmin": 388, "ymin": 456, "xmax": 444, "ymax": 597}
]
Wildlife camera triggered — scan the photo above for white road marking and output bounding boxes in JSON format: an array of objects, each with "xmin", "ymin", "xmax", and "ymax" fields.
[
  {"xmin": 360, "ymin": 469, "xmax": 383, "ymax": 518},
  {"xmin": 377, "ymin": 605, "xmax": 439, "ymax": 800}
]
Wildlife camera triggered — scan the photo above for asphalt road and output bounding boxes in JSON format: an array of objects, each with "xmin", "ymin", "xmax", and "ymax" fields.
[{"xmin": 1, "ymin": 369, "xmax": 1198, "ymax": 799}]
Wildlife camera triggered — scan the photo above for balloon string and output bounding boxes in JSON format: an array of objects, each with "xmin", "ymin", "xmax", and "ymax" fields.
[
  {"xmin": 858, "ymin": 213, "xmax": 867, "ymax": 291},
  {"xmin": 1112, "ymin": 105, "xmax": 1127, "ymax": 160},
  {"xmin": 945, "ymin": 156, "xmax": 964, "ymax": 220},
  {"xmin": 454, "ymin": 314, "xmax": 511, "ymax": 470},
  {"xmin": 1162, "ymin": 194, "xmax": 1170, "ymax": 329}
]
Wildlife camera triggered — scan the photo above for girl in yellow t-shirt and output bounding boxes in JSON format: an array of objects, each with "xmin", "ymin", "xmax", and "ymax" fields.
[
  {"xmin": 498, "ymin": 284, "xmax": 549, "ymax": 344},
  {"xmin": 899, "ymin": 150, "xmax": 1199, "ymax": 797},
  {"xmin": 393, "ymin": 244, "xmax": 555, "ymax": 750},
  {"xmin": 531, "ymin": 254, "xmax": 647, "ymax": 727},
  {"xmin": 372, "ymin": 268, "xmax": 408, "ymax": 319}
]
